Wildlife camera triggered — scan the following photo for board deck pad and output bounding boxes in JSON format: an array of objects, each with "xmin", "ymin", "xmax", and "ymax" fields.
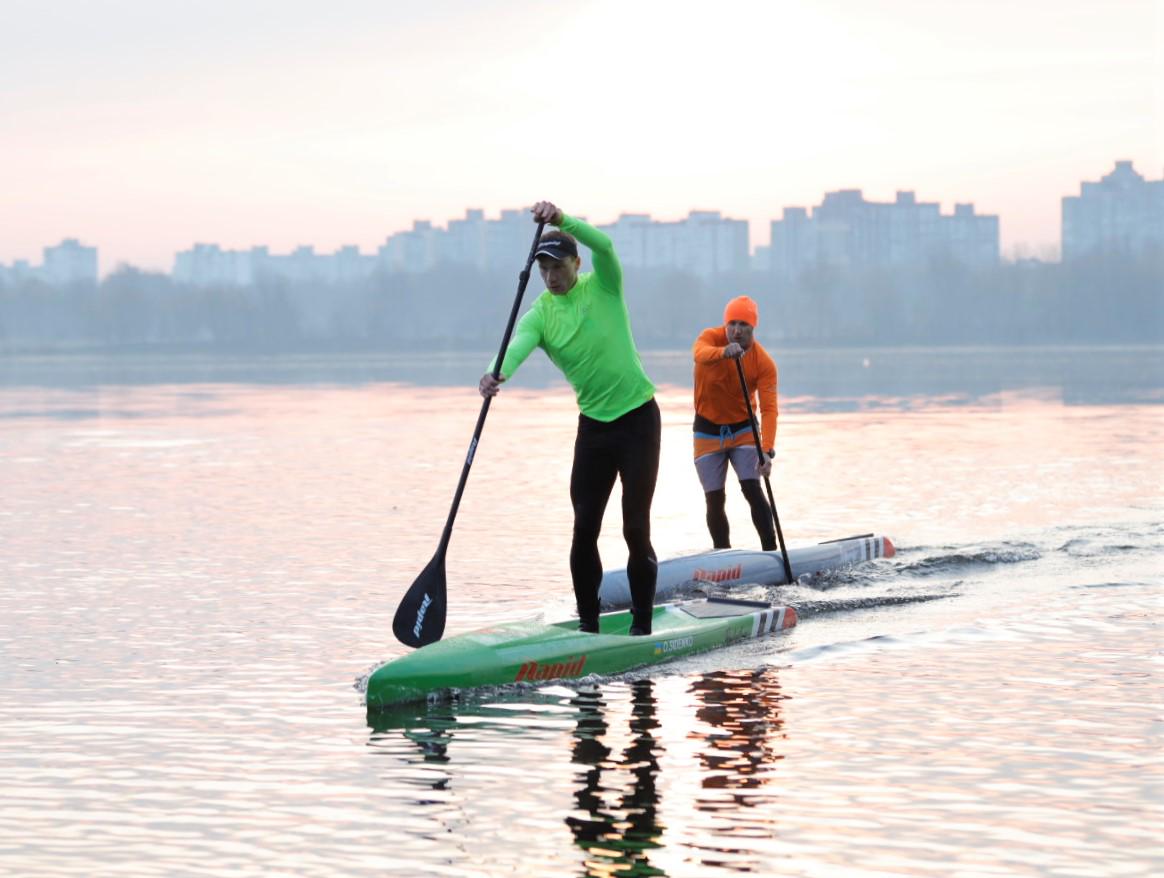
[{"xmin": 679, "ymin": 597, "xmax": 771, "ymax": 618}]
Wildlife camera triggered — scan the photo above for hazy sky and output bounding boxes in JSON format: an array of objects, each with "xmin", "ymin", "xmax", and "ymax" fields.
[{"xmin": 2, "ymin": 0, "xmax": 1160, "ymax": 272}]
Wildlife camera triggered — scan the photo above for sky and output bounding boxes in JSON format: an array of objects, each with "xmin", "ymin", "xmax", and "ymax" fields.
[{"xmin": 2, "ymin": 0, "xmax": 1160, "ymax": 273}]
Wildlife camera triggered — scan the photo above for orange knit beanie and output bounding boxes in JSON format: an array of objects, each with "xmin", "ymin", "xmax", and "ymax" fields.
[{"xmin": 723, "ymin": 295, "xmax": 758, "ymax": 327}]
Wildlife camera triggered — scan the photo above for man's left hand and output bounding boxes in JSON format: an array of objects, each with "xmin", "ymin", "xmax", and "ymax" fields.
[{"xmin": 531, "ymin": 201, "xmax": 563, "ymax": 225}]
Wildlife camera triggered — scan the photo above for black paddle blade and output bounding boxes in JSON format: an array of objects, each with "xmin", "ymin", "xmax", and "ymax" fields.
[{"xmin": 391, "ymin": 554, "xmax": 448, "ymax": 648}]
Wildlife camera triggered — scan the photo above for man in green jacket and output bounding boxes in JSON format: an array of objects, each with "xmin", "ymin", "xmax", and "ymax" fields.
[{"xmin": 480, "ymin": 201, "xmax": 660, "ymax": 635}]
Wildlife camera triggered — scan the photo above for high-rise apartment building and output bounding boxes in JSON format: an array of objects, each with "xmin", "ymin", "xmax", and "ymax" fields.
[
  {"xmin": 599, "ymin": 210, "xmax": 749, "ymax": 278},
  {"xmin": 173, "ymin": 243, "xmax": 375, "ymax": 287},
  {"xmin": 1061, "ymin": 161, "xmax": 1164, "ymax": 260},
  {"xmin": 0, "ymin": 239, "xmax": 98, "ymax": 286},
  {"xmin": 768, "ymin": 191, "xmax": 998, "ymax": 279}
]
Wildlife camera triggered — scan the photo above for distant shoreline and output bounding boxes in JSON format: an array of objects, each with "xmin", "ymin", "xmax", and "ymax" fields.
[{"xmin": 3, "ymin": 339, "xmax": 1163, "ymax": 358}]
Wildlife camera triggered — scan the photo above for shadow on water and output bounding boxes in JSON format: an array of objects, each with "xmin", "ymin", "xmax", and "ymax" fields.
[{"xmin": 366, "ymin": 668, "xmax": 792, "ymax": 877}]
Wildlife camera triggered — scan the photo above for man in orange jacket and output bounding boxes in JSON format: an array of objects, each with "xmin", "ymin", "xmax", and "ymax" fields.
[{"xmin": 692, "ymin": 295, "xmax": 778, "ymax": 551}]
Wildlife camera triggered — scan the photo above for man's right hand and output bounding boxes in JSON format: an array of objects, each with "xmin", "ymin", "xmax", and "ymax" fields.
[
  {"xmin": 722, "ymin": 343, "xmax": 745, "ymax": 360},
  {"xmin": 757, "ymin": 453, "xmax": 773, "ymax": 479},
  {"xmin": 479, "ymin": 372, "xmax": 506, "ymax": 398}
]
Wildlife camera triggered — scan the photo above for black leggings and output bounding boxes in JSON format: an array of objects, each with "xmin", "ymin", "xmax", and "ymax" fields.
[
  {"xmin": 570, "ymin": 398, "xmax": 660, "ymax": 629},
  {"xmin": 705, "ymin": 479, "xmax": 777, "ymax": 551}
]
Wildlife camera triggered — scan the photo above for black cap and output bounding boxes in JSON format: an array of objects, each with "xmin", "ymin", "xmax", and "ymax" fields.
[{"xmin": 534, "ymin": 236, "xmax": 578, "ymax": 261}]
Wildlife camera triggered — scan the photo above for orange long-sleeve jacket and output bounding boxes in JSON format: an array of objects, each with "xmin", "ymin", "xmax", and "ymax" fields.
[{"xmin": 692, "ymin": 326, "xmax": 778, "ymax": 452}]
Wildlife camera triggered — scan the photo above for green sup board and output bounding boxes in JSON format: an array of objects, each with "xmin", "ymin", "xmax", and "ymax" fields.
[{"xmin": 366, "ymin": 597, "xmax": 797, "ymax": 708}]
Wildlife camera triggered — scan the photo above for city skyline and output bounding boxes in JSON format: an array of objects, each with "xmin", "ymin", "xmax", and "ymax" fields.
[
  {"xmin": 1, "ymin": 1, "xmax": 1159, "ymax": 273},
  {"xmin": 8, "ymin": 159, "xmax": 1163, "ymax": 285},
  {"xmin": 6, "ymin": 158, "xmax": 1159, "ymax": 278},
  {"xmin": 2, "ymin": 165, "xmax": 1158, "ymax": 350}
]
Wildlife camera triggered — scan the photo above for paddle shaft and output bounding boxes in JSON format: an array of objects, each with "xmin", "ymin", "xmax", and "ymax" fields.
[
  {"xmin": 435, "ymin": 221, "xmax": 546, "ymax": 554},
  {"xmin": 733, "ymin": 356, "xmax": 794, "ymax": 583},
  {"xmin": 392, "ymin": 222, "xmax": 545, "ymax": 647}
]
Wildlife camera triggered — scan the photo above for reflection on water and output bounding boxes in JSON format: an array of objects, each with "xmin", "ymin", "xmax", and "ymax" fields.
[
  {"xmin": 686, "ymin": 670, "xmax": 788, "ymax": 875},
  {"xmin": 2, "ymin": 358, "xmax": 1160, "ymax": 877},
  {"xmin": 366, "ymin": 685, "xmax": 670, "ymax": 876},
  {"xmin": 567, "ymin": 681, "xmax": 664, "ymax": 877},
  {"xmin": 691, "ymin": 669, "xmax": 785, "ymax": 798},
  {"xmin": 366, "ymin": 671, "xmax": 794, "ymax": 878}
]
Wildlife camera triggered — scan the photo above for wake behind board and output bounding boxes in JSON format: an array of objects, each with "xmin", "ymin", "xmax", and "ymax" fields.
[
  {"xmin": 365, "ymin": 597, "xmax": 797, "ymax": 708},
  {"xmin": 599, "ymin": 533, "xmax": 895, "ymax": 608}
]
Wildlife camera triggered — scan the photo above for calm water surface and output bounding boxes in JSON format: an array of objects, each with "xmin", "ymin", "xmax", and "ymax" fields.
[{"xmin": 0, "ymin": 347, "xmax": 1160, "ymax": 877}]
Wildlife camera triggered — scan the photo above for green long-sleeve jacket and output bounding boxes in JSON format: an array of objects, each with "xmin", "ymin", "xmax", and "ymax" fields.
[{"xmin": 494, "ymin": 214, "xmax": 655, "ymax": 422}]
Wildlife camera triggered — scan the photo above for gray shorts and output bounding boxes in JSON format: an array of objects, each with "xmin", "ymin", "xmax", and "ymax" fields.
[{"xmin": 695, "ymin": 445, "xmax": 762, "ymax": 493}]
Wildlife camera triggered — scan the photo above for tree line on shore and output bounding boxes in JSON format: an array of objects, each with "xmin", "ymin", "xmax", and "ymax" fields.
[{"xmin": 0, "ymin": 250, "xmax": 1159, "ymax": 353}]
